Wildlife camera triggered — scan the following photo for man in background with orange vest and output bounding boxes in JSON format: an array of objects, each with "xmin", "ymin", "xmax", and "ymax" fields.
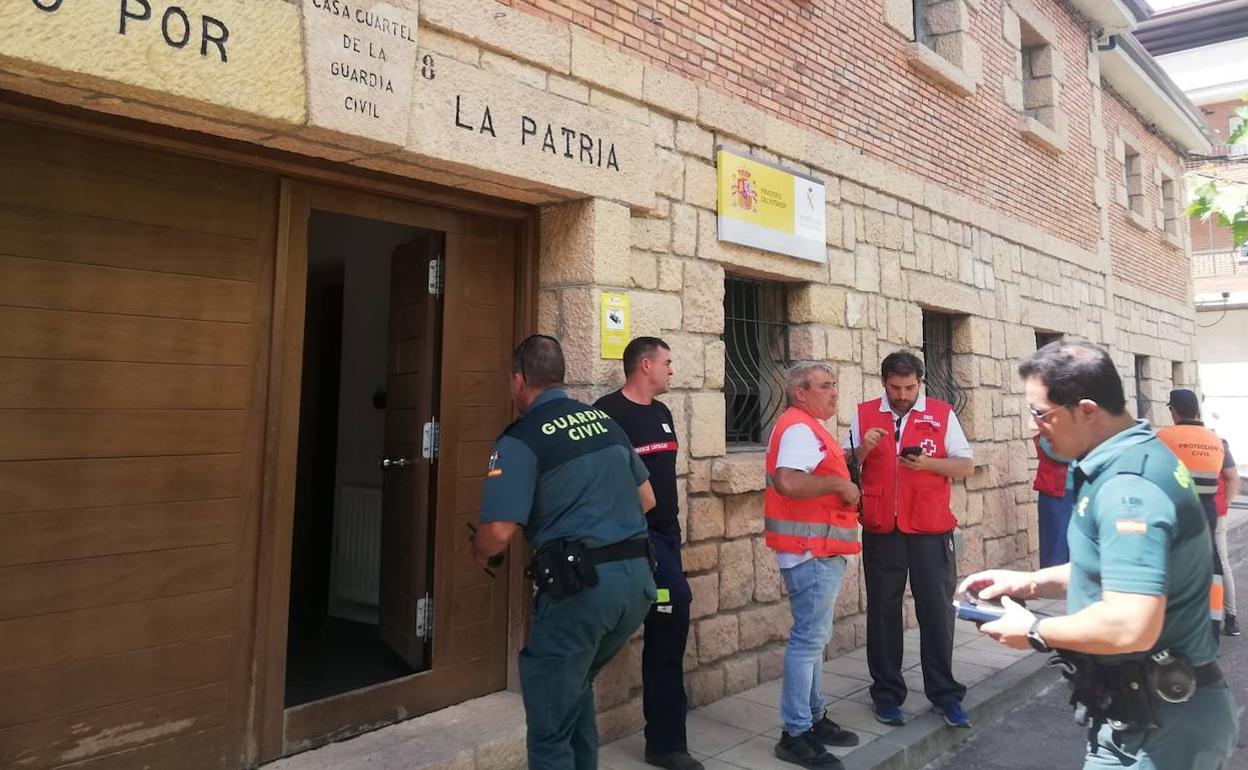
[
  {"xmin": 849, "ymin": 351, "xmax": 974, "ymax": 729},
  {"xmin": 765, "ymin": 361, "xmax": 862, "ymax": 769},
  {"xmin": 1157, "ymin": 389, "xmax": 1226, "ymax": 638}
]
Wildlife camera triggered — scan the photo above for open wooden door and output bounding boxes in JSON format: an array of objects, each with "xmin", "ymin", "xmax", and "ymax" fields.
[
  {"xmin": 429, "ymin": 221, "xmax": 516, "ymax": 695},
  {"xmin": 377, "ymin": 235, "xmax": 441, "ymax": 672}
]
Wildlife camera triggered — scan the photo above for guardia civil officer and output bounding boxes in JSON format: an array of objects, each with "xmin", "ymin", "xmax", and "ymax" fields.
[
  {"xmin": 962, "ymin": 340, "xmax": 1237, "ymax": 769},
  {"xmin": 469, "ymin": 335, "xmax": 657, "ymax": 770},
  {"xmin": 595, "ymin": 337, "xmax": 703, "ymax": 770}
]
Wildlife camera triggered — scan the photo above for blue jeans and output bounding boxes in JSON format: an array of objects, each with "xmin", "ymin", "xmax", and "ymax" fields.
[
  {"xmin": 779, "ymin": 556, "xmax": 846, "ymax": 735},
  {"xmin": 1038, "ymin": 489, "xmax": 1074, "ymax": 568}
]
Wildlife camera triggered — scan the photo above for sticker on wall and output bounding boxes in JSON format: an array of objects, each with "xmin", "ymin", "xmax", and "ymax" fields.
[{"xmin": 600, "ymin": 293, "xmax": 630, "ymax": 360}]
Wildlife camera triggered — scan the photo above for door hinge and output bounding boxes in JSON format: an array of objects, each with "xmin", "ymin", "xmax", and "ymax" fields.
[
  {"xmin": 416, "ymin": 593, "xmax": 433, "ymax": 639},
  {"xmin": 421, "ymin": 418, "xmax": 440, "ymax": 460},
  {"xmin": 427, "ymin": 257, "xmax": 444, "ymax": 296}
]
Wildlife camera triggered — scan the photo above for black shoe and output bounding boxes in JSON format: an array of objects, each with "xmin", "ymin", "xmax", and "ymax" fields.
[
  {"xmin": 811, "ymin": 711, "xmax": 860, "ymax": 747},
  {"xmin": 1225, "ymin": 614, "xmax": 1241, "ymax": 637},
  {"xmin": 645, "ymin": 750, "xmax": 705, "ymax": 770},
  {"xmin": 775, "ymin": 730, "xmax": 845, "ymax": 769}
]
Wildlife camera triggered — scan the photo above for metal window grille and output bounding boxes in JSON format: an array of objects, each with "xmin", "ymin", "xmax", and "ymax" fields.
[
  {"xmin": 921, "ymin": 311, "xmax": 967, "ymax": 413},
  {"xmin": 724, "ymin": 277, "xmax": 791, "ymax": 446},
  {"xmin": 1135, "ymin": 355, "xmax": 1150, "ymax": 419}
]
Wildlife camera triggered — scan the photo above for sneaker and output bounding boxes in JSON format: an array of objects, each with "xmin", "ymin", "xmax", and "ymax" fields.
[
  {"xmin": 934, "ymin": 699, "xmax": 972, "ymax": 728},
  {"xmin": 1224, "ymin": 614, "xmax": 1241, "ymax": 637},
  {"xmin": 645, "ymin": 750, "xmax": 705, "ymax": 770},
  {"xmin": 811, "ymin": 711, "xmax": 860, "ymax": 747},
  {"xmin": 872, "ymin": 701, "xmax": 905, "ymax": 727},
  {"xmin": 774, "ymin": 729, "xmax": 845, "ymax": 769}
]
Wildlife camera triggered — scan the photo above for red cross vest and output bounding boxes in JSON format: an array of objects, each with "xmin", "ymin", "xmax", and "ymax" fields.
[
  {"xmin": 857, "ymin": 397, "xmax": 956, "ymax": 535},
  {"xmin": 763, "ymin": 407, "xmax": 862, "ymax": 557},
  {"xmin": 1032, "ymin": 435, "xmax": 1069, "ymax": 498}
]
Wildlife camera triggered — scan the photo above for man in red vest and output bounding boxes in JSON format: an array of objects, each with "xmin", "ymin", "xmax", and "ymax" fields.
[
  {"xmin": 1033, "ymin": 435, "xmax": 1075, "ymax": 568},
  {"xmin": 848, "ymin": 351, "xmax": 974, "ymax": 729},
  {"xmin": 765, "ymin": 361, "xmax": 862, "ymax": 769}
]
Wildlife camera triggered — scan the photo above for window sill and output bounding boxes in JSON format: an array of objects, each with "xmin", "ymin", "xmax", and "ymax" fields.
[
  {"xmin": 905, "ymin": 42, "xmax": 976, "ymax": 97},
  {"xmin": 1125, "ymin": 208, "xmax": 1151, "ymax": 231},
  {"xmin": 1018, "ymin": 115, "xmax": 1066, "ymax": 155},
  {"xmin": 1162, "ymin": 230, "xmax": 1183, "ymax": 249}
]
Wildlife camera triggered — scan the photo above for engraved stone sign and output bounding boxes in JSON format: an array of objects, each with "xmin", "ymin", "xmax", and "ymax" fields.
[
  {"xmin": 0, "ymin": 0, "xmax": 305, "ymax": 125},
  {"xmin": 302, "ymin": 0, "xmax": 417, "ymax": 145},
  {"xmin": 406, "ymin": 55, "xmax": 655, "ymax": 209}
]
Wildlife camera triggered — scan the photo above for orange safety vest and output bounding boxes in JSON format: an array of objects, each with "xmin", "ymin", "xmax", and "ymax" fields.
[
  {"xmin": 763, "ymin": 407, "xmax": 861, "ymax": 557},
  {"xmin": 1157, "ymin": 422, "xmax": 1224, "ymax": 500},
  {"xmin": 857, "ymin": 397, "xmax": 956, "ymax": 534}
]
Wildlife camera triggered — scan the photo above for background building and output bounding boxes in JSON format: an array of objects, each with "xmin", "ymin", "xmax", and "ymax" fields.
[
  {"xmin": 0, "ymin": 1, "xmax": 1214, "ymax": 768},
  {"xmin": 1139, "ymin": 0, "xmax": 1248, "ymax": 465}
]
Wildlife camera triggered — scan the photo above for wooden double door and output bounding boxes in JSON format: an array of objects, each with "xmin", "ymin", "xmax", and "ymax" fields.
[{"xmin": 0, "ymin": 114, "xmax": 527, "ymax": 769}]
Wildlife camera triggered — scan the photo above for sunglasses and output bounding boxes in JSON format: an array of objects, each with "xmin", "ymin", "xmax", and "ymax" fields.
[{"xmin": 1028, "ymin": 404, "xmax": 1067, "ymax": 423}]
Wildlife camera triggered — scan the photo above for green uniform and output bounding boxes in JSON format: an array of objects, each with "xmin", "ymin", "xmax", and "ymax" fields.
[
  {"xmin": 1068, "ymin": 420, "xmax": 1237, "ymax": 769},
  {"xmin": 480, "ymin": 388, "xmax": 656, "ymax": 770}
]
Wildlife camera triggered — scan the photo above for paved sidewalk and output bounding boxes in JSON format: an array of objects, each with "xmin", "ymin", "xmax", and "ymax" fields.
[{"xmin": 601, "ymin": 598, "xmax": 1065, "ymax": 770}]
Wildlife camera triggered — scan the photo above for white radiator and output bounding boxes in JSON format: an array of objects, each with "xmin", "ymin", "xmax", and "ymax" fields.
[{"xmin": 328, "ymin": 484, "xmax": 382, "ymax": 624}]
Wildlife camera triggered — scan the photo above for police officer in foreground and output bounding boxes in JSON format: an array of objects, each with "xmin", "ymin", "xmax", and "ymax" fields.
[
  {"xmin": 595, "ymin": 337, "xmax": 703, "ymax": 770},
  {"xmin": 961, "ymin": 340, "xmax": 1238, "ymax": 769},
  {"xmin": 469, "ymin": 335, "xmax": 657, "ymax": 770}
]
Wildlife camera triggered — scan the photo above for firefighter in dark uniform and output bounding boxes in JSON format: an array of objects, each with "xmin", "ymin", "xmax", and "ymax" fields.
[
  {"xmin": 961, "ymin": 341, "xmax": 1237, "ymax": 769},
  {"xmin": 596, "ymin": 337, "xmax": 703, "ymax": 770},
  {"xmin": 469, "ymin": 335, "xmax": 657, "ymax": 770}
]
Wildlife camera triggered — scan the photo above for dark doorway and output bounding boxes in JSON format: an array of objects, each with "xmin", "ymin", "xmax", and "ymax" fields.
[{"xmin": 285, "ymin": 211, "xmax": 442, "ymax": 706}]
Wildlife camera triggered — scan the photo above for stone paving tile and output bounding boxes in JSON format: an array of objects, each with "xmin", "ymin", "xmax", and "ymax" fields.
[
  {"xmin": 684, "ymin": 713, "xmax": 757, "ymax": 756},
  {"xmin": 694, "ymin": 694, "xmax": 784, "ymax": 734}
]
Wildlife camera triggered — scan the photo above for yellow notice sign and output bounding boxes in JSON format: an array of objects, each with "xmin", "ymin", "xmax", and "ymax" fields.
[
  {"xmin": 600, "ymin": 293, "xmax": 630, "ymax": 360},
  {"xmin": 716, "ymin": 148, "xmax": 826, "ymax": 262}
]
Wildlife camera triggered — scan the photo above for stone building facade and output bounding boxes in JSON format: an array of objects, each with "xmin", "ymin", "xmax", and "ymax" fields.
[{"xmin": 0, "ymin": 0, "xmax": 1214, "ymax": 767}]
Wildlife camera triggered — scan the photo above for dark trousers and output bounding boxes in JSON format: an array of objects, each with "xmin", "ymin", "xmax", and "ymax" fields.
[
  {"xmin": 520, "ymin": 558, "xmax": 656, "ymax": 770},
  {"xmin": 643, "ymin": 529, "xmax": 693, "ymax": 755},
  {"xmin": 863, "ymin": 528, "xmax": 965, "ymax": 707}
]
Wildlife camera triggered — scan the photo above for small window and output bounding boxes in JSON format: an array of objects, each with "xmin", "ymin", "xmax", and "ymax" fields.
[
  {"xmin": 1020, "ymin": 23, "xmax": 1058, "ymax": 131},
  {"xmin": 1134, "ymin": 355, "xmax": 1150, "ymax": 420},
  {"xmin": 1171, "ymin": 361, "xmax": 1183, "ymax": 392},
  {"xmin": 724, "ymin": 277, "xmax": 792, "ymax": 446},
  {"xmin": 922, "ymin": 310, "xmax": 967, "ymax": 413},
  {"xmin": 1035, "ymin": 330, "xmax": 1062, "ymax": 350},
  {"xmin": 1123, "ymin": 144, "xmax": 1144, "ymax": 217}
]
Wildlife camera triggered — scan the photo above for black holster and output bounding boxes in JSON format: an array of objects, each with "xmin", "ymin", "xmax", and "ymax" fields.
[
  {"xmin": 526, "ymin": 540, "xmax": 599, "ymax": 599},
  {"xmin": 1051, "ymin": 652, "xmax": 1162, "ymax": 731}
]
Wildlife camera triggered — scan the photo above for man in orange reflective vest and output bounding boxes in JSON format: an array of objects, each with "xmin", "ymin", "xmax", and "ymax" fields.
[
  {"xmin": 1156, "ymin": 389, "xmax": 1226, "ymax": 638},
  {"xmin": 849, "ymin": 351, "xmax": 974, "ymax": 729},
  {"xmin": 765, "ymin": 361, "xmax": 862, "ymax": 769}
]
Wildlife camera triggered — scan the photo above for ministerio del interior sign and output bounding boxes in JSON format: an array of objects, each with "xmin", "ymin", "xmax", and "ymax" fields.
[{"xmin": 716, "ymin": 147, "xmax": 827, "ymax": 263}]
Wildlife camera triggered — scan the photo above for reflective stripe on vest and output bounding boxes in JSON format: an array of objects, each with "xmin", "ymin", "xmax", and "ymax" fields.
[
  {"xmin": 1211, "ymin": 574, "xmax": 1225, "ymax": 622},
  {"xmin": 765, "ymin": 517, "xmax": 860, "ymax": 543}
]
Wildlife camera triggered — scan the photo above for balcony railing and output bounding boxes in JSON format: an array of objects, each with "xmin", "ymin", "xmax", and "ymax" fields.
[{"xmin": 1192, "ymin": 249, "xmax": 1248, "ymax": 280}]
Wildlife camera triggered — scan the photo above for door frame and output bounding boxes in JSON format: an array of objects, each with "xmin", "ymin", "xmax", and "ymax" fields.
[{"xmin": 253, "ymin": 180, "xmax": 538, "ymax": 762}]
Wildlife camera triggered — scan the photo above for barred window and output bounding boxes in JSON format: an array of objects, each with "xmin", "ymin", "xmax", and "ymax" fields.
[
  {"xmin": 921, "ymin": 310, "xmax": 967, "ymax": 413},
  {"xmin": 724, "ymin": 277, "xmax": 791, "ymax": 446}
]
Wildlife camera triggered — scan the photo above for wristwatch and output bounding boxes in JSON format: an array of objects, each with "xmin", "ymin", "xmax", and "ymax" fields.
[{"xmin": 1027, "ymin": 617, "xmax": 1051, "ymax": 653}]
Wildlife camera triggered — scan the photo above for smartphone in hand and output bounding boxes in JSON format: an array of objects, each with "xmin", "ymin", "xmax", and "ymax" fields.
[
  {"xmin": 952, "ymin": 599, "xmax": 1006, "ymax": 624},
  {"xmin": 899, "ymin": 446, "xmax": 923, "ymax": 458}
]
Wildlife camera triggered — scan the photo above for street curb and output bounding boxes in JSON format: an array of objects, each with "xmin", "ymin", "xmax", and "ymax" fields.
[{"xmin": 842, "ymin": 652, "xmax": 1061, "ymax": 770}]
